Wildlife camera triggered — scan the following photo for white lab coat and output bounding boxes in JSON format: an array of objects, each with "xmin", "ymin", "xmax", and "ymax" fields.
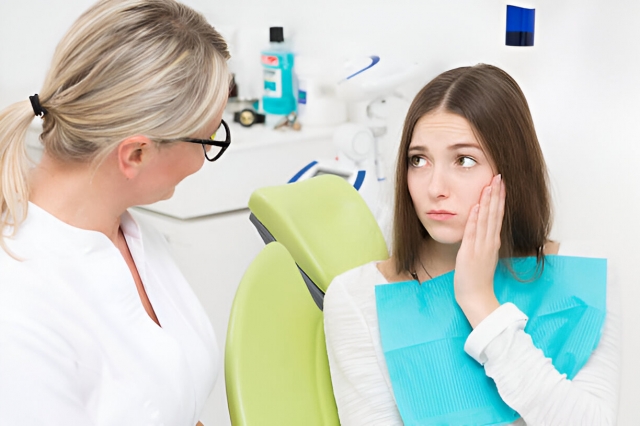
[{"xmin": 0, "ymin": 203, "xmax": 218, "ymax": 426}]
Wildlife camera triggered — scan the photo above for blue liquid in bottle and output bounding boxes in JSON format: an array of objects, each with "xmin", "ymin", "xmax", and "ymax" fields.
[{"xmin": 261, "ymin": 27, "xmax": 296, "ymax": 115}]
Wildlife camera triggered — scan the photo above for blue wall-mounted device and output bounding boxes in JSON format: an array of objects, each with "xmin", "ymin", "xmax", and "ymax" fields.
[{"xmin": 506, "ymin": 5, "xmax": 535, "ymax": 46}]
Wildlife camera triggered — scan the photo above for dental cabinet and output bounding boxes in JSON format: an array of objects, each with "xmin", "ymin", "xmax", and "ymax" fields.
[{"xmin": 139, "ymin": 121, "xmax": 337, "ymax": 219}]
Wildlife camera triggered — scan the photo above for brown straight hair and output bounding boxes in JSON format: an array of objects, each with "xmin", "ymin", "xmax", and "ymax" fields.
[{"xmin": 392, "ymin": 64, "xmax": 552, "ymax": 276}]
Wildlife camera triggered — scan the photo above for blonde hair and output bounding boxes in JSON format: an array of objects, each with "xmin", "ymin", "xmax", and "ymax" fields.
[{"xmin": 0, "ymin": 0, "xmax": 230, "ymax": 252}]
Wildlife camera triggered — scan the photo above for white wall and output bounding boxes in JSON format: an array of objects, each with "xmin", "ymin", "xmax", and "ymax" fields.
[{"xmin": 2, "ymin": 0, "xmax": 639, "ymax": 424}]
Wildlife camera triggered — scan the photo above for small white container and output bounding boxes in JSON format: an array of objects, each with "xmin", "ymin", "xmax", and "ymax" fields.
[
  {"xmin": 297, "ymin": 76, "xmax": 347, "ymax": 126},
  {"xmin": 295, "ymin": 55, "xmax": 347, "ymax": 127}
]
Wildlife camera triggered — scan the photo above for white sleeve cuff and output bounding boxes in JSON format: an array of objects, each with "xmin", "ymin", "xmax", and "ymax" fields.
[{"xmin": 464, "ymin": 302, "xmax": 528, "ymax": 365}]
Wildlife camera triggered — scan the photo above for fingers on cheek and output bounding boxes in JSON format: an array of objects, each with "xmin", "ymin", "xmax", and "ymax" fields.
[
  {"xmin": 471, "ymin": 204, "xmax": 480, "ymax": 223},
  {"xmin": 477, "ymin": 186, "xmax": 486, "ymax": 205},
  {"xmin": 464, "ymin": 205, "xmax": 479, "ymax": 240}
]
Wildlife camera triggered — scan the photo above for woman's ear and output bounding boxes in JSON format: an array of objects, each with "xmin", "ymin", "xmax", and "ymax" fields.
[{"xmin": 117, "ymin": 135, "xmax": 154, "ymax": 179}]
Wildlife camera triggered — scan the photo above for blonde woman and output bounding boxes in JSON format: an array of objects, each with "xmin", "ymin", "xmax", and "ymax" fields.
[{"xmin": 0, "ymin": 1, "xmax": 230, "ymax": 424}]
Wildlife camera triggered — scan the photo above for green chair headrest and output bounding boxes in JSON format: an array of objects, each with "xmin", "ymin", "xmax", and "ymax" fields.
[{"xmin": 248, "ymin": 174, "xmax": 389, "ymax": 294}]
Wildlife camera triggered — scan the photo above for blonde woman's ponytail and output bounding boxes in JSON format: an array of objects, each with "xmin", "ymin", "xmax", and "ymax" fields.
[{"xmin": 0, "ymin": 100, "xmax": 37, "ymax": 253}]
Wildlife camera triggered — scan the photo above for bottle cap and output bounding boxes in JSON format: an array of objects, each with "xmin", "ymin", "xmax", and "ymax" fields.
[{"xmin": 269, "ymin": 27, "xmax": 284, "ymax": 43}]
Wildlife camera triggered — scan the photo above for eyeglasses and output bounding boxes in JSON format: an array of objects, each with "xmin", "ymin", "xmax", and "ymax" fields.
[{"xmin": 174, "ymin": 119, "xmax": 231, "ymax": 162}]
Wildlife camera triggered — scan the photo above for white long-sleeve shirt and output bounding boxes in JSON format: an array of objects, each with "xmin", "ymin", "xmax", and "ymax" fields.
[
  {"xmin": 324, "ymin": 242, "xmax": 620, "ymax": 425},
  {"xmin": 0, "ymin": 203, "xmax": 218, "ymax": 426}
]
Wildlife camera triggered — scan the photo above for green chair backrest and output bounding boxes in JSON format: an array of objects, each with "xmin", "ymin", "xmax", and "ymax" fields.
[
  {"xmin": 225, "ymin": 242, "xmax": 340, "ymax": 426},
  {"xmin": 248, "ymin": 174, "xmax": 389, "ymax": 295}
]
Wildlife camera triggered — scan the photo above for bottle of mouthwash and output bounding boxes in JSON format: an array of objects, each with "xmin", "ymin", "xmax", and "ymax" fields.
[{"xmin": 261, "ymin": 27, "xmax": 296, "ymax": 116}]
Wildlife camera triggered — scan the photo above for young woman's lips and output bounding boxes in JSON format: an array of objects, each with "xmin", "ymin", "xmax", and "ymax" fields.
[{"xmin": 426, "ymin": 211, "xmax": 456, "ymax": 221}]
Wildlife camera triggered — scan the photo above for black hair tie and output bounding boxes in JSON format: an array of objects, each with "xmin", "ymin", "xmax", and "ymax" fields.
[{"xmin": 29, "ymin": 94, "xmax": 47, "ymax": 117}]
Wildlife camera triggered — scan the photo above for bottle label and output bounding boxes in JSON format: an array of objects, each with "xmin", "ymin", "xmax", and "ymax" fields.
[
  {"xmin": 261, "ymin": 54, "xmax": 280, "ymax": 67},
  {"xmin": 263, "ymin": 68, "xmax": 282, "ymax": 98},
  {"xmin": 298, "ymin": 90, "xmax": 307, "ymax": 105}
]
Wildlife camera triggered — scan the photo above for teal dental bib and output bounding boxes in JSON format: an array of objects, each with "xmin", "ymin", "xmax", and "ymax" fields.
[{"xmin": 375, "ymin": 255, "xmax": 607, "ymax": 426}]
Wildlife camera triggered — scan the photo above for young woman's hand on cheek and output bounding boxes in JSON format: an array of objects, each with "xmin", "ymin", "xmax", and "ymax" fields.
[{"xmin": 454, "ymin": 174, "xmax": 505, "ymax": 328}]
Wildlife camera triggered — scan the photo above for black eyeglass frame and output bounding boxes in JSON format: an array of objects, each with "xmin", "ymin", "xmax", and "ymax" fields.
[{"xmin": 169, "ymin": 119, "xmax": 231, "ymax": 162}]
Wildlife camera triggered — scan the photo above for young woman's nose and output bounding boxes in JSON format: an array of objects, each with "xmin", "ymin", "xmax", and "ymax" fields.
[{"xmin": 427, "ymin": 165, "xmax": 449, "ymax": 199}]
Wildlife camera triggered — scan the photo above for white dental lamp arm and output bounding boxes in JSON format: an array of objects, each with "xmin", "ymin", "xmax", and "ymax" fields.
[
  {"xmin": 335, "ymin": 56, "xmax": 421, "ymax": 181},
  {"xmin": 336, "ymin": 55, "xmax": 422, "ymax": 102}
]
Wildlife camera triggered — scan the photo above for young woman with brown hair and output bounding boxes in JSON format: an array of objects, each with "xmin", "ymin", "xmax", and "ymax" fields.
[
  {"xmin": 0, "ymin": 0, "xmax": 231, "ymax": 424},
  {"xmin": 324, "ymin": 64, "xmax": 620, "ymax": 425}
]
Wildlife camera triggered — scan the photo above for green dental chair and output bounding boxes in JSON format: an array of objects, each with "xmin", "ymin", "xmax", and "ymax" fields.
[{"xmin": 225, "ymin": 175, "xmax": 389, "ymax": 425}]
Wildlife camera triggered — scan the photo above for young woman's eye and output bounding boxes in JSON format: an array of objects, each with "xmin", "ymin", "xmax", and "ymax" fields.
[
  {"xmin": 409, "ymin": 155, "xmax": 427, "ymax": 167},
  {"xmin": 457, "ymin": 156, "xmax": 477, "ymax": 168}
]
